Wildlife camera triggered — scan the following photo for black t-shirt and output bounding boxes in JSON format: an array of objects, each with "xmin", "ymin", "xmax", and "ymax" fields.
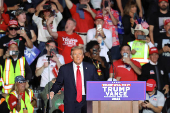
[
  {"xmin": 18, "ymin": 23, "xmax": 34, "ymax": 40},
  {"xmin": 140, "ymin": 62, "xmax": 169, "ymax": 91},
  {"xmin": 149, "ymin": 11, "xmax": 170, "ymax": 43},
  {"xmin": 157, "ymin": 33, "xmax": 170, "ymax": 72},
  {"xmin": 0, "ymin": 34, "xmax": 26, "ymax": 56},
  {"xmin": 0, "ymin": 95, "xmax": 9, "ymax": 113},
  {"xmin": 4, "ymin": 0, "xmax": 25, "ymax": 19},
  {"xmin": 122, "ymin": 15, "xmax": 136, "ymax": 44},
  {"xmin": 83, "ymin": 56, "xmax": 109, "ymax": 81}
]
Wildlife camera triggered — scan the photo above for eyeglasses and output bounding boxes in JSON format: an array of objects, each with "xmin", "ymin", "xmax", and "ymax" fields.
[
  {"xmin": 9, "ymin": 27, "xmax": 19, "ymax": 31},
  {"xmin": 18, "ymin": 81, "xmax": 26, "ymax": 84}
]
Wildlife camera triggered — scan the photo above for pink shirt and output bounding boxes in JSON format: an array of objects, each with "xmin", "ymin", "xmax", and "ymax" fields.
[{"xmin": 97, "ymin": 9, "xmax": 120, "ymax": 46}]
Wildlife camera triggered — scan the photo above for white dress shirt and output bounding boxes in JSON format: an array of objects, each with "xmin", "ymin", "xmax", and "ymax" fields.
[
  {"xmin": 73, "ymin": 62, "xmax": 85, "ymax": 95},
  {"xmin": 87, "ymin": 28, "xmax": 112, "ymax": 62}
]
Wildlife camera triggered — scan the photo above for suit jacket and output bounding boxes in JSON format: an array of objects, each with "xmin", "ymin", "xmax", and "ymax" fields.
[{"xmin": 50, "ymin": 61, "xmax": 99, "ymax": 113}]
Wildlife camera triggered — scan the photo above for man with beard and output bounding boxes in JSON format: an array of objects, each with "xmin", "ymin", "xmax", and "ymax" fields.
[{"xmin": 149, "ymin": 0, "xmax": 170, "ymax": 45}]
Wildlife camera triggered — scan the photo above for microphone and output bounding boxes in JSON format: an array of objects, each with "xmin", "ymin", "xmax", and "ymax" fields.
[
  {"xmin": 112, "ymin": 64, "xmax": 116, "ymax": 81},
  {"xmin": 107, "ymin": 51, "xmax": 113, "ymax": 64}
]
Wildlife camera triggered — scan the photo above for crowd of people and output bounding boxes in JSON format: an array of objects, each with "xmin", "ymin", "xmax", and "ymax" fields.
[{"xmin": 0, "ymin": 0, "xmax": 170, "ymax": 113}]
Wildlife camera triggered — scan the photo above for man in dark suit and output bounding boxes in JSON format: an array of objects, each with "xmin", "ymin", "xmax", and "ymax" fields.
[{"xmin": 47, "ymin": 46, "xmax": 99, "ymax": 113}]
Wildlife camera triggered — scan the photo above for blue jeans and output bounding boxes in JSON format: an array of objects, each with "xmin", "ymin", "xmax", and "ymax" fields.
[{"xmin": 38, "ymin": 42, "xmax": 47, "ymax": 57}]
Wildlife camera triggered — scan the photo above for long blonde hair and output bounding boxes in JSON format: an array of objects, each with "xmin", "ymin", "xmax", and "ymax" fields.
[{"xmin": 10, "ymin": 83, "xmax": 29, "ymax": 95}]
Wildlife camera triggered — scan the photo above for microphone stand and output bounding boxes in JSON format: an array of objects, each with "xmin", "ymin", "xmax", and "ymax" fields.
[
  {"xmin": 46, "ymin": 51, "xmax": 53, "ymax": 113},
  {"xmin": 107, "ymin": 51, "xmax": 115, "ymax": 81}
]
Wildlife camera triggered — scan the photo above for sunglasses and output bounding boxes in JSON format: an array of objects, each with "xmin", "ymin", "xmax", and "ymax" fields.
[
  {"xmin": 18, "ymin": 81, "xmax": 26, "ymax": 84},
  {"xmin": 9, "ymin": 27, "xmax": 19, "ymax": 31}
]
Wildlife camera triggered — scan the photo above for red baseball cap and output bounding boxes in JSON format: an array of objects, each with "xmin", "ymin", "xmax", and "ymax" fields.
[
  {"xmin": 149, "ymin": 47, "xmax": 158, "ymax": 55},
  {"xmin": 95, "ymin": 15, "xmax": 104, "ymax": 20},
  {"xmin": 8, "ymin": 20, "xmax": 18, "ymax": 27},
  {"xmin": 164, "ymin": 19, "xmax": 170, "ymax": 26},
  {"xmin": 8, "ymin": 40, "xmax": 18, "ymax": 47},
  {"xmin": 146, "ymin": 79, "xmax": 156, "ymax": 92},
  {"xmin": 159, "ymin": 0, "xmax": 169, "ymax": 3}
]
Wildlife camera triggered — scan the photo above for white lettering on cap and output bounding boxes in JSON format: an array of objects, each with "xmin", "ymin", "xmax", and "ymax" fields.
[
  {"xmin": 151, "ymin": 48, "xmax": 157, "ymax": 51},
  {"xmin": 147, "ymin": 83, "xmax": 153, "ymax": 87}
]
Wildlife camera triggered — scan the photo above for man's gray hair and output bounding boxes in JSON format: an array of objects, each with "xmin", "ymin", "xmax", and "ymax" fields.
[
  {"xmin": 68, "ymin": 18, "xmax": 77, "ymax": 26},
  {"xmin": 71, "ymin": 46, "xmax": 84, "ymax": 55}
]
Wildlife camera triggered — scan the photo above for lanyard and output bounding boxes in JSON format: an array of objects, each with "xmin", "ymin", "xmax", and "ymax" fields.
[{"xmin": 92, "ymin": 60, "xmax": 100, "ymax": 69}]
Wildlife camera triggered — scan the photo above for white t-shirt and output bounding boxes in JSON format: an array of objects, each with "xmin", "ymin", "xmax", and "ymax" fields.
[
  {"xmin": 36, "ymin": 54, "xmax": 65, "ymax": 87},
  {"xmin": 87, "ymin": 28, "xmax": 112, "ymax": 62},
  {"xmin": 32, "ymin": 12, "xmax": 63, "ymax": 42},
  {"xmin": 91, "ymin": 0, "xmax": 102, "ymax": 9}
]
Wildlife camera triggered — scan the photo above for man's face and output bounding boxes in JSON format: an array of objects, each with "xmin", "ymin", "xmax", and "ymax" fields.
[
  {"xmin": 147, "ymin": 88, "xmax": 156, "ymax": 96},
  {"xmin": 8, "ymin": 44, "xmax": 18, "ymax": 51},
  {"xmin": 159, "ymin": 1, "xmax": 169, "ymax": 11},
  {"xmin": 120, "ymin": 46, "xmax": 131, "ymax": 57},
  {"xmin": 71, "ymin": 49, "xmax": 84, "ymax": 65},
  {"xmin": 149, "ymin": 53, "xmax": 159, "ymax": 63},
  {"xmin": 17, "ymin": 13, "xmax": 26, "ymax": 23},
  {"xmin": 164, "ymin": 23, "xmax": 170, "ymax": 33},
  {"xmin": 79, "ymin": 0, "xmax": 89, "ymax": 4},
  {"xmin": 46, "ymin": 42, "xmax": 56, "ymax": 52},
  {"xmin": 8, "ymin": 25, "xmax": 18, "ymax": 36},
  {"xmin": 95, "ymin": 19, "xmax": 104, "ymax": 26},
  {"xmin": 65, "ymin": 20, "xmax": 76, "ymax": 33},
  {"xmin": 134, "ymin": 30, "xmax": 144, "ymax": 39}
]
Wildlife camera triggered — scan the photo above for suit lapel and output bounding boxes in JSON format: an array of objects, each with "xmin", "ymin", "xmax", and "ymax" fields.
[
  {"xmin": 69, "ymin": 62, "xmax": 76, "ymax": 90},
  {"xmin": 83, "ymin": 62, "xmax": 87, "ymax": 89}
]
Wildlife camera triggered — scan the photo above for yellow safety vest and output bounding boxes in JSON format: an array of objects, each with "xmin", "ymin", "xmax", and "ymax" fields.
[
  {"xmin": 6, "ymin": 89, "xmax": 34, "ymax": 113},
  {"xmin": 0, "ymin": 57, "xmax": 25, "ymax": 93},
  {"xmin": 128, "ymin": 40, "xmax": 149, "ymax": 66}
]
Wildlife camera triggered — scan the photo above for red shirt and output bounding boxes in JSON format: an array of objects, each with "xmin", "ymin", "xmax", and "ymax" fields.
[
  {"xmin": 8, "ymin": 92, "xmax": 34, "ymax": 110},
  {"xmin": 69, "ymin": 4, "xmax": 96, "ymax": 33},
  {"xmin": 8, "ymin": 92, "xmax": 25, "ymax": 110},
  {"xmin": 55, "ymin": 31, "xmax": 84, "ymax": 64},
  {"xmin": 0, "ymin": 3, "xmax": 10, "ymax": 31},
  {"xmin": 109, "ymin": 59, "xmax": 141, "ymax": 81}
]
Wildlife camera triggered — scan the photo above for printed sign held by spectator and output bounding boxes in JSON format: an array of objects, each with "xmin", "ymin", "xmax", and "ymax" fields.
[{"xmin": 24, "ymin": 45, "xmax": 40, "ymax": 65}]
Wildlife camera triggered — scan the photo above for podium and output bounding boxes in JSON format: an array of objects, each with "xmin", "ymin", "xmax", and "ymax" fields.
[{"xmin": 86, "ymin": 81, "xmax": 146, "ymax": 113}]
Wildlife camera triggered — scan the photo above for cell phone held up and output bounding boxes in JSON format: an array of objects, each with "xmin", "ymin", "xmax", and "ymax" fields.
[
  {"xmin": 97, "ymin": 24, "xmax": 102, "ymax": 31},
  {"xmin": 137, "ymin": 35, "xmax": 146, "ymax": 40},
  {"xmin": 50, "ymin": 48, "xmax": 57, "ymax": 55},
  {"xmin": 165, "ymin": 43, "xmax": 170, "ymax": 47},
  {"xmin": 93, "ymin": 48, "xmax": 97, "ymax": 56},
  {"xmin": 43, "ymin": 4, "xmax": 51, "ymax": 10},
  {"xmin": 104, "ymin": 1, "xmax": 109, "ymax": 8},
  {"xmin": 20, "ymin": 27, "xmax": 24, "ymax": 34},
  {"xmin": 144, "ymin": 100, "xmax": 149, "ymax": 104},
  {"xmin": 78, "ymin": 4, "xmax": 87, "ymax": 9},
  {"xmin": 123, "ymin": 53, "xmax": 128, "ymax": 58},
  {"xmin": 9, "ymin": 51, "xmax": 19, "ymax": 56}
]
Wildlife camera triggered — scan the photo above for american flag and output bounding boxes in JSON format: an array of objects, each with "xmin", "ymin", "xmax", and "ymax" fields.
[{"xmin": 150, "ymin": 70, "xmax": 155, "ymax": 74}]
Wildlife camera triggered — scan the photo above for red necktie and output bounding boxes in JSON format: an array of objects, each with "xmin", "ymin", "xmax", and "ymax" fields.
[{"xmin": 76, "ymin": 66, "xmax": 82, "ymax": 103}]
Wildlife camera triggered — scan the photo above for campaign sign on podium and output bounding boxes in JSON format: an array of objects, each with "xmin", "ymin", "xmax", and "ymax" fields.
[{"xmin": 86, "ymin": 81, "xmax": 146, "ymax": 101}]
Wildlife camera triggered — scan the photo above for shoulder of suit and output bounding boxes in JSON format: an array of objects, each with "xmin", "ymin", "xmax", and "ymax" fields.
[
  {"xmin": 60, "ymin": 62, "xmax": 72, "ymax": 68},
  {"xmin": 83, "ymin": 62, "xmax": 95, "ymax": 68}
]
